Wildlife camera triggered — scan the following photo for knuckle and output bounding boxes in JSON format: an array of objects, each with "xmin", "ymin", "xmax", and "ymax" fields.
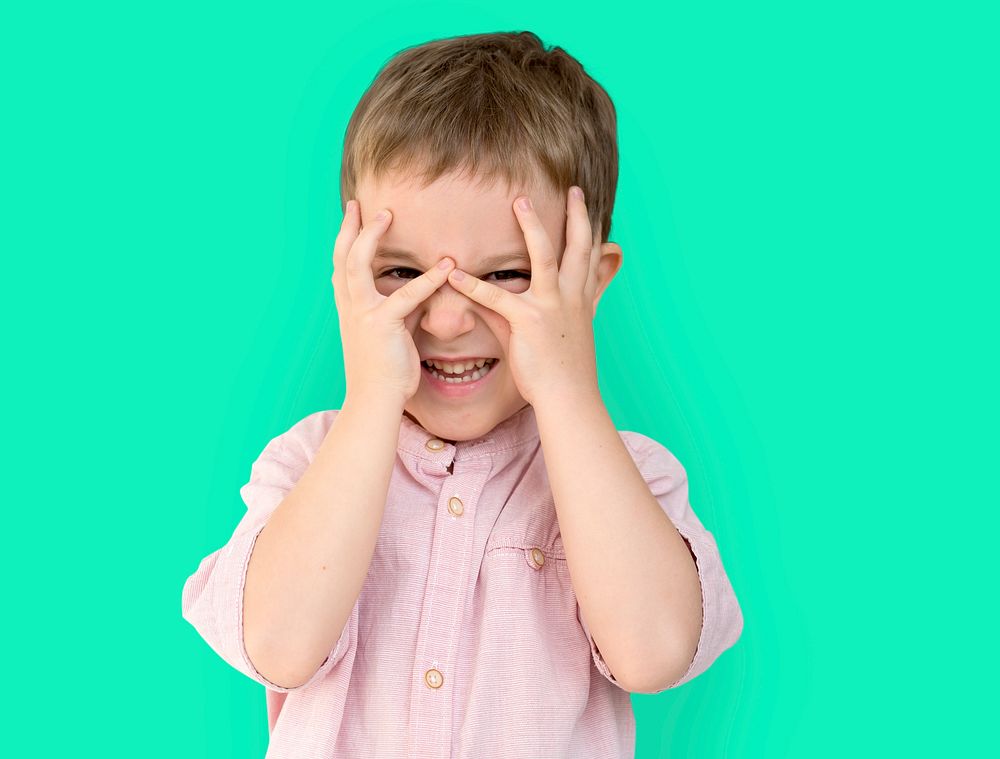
[
  {"xmin": 484, "ymin": 285, "xmax": 504, "ymax": 307},
  {"xmin": 396, "ymin": 280, "xmax": 416, "ymax": 299},
  {"xmin": 395, "ymin": 274, "xmax": 424, "ymax": 300}
]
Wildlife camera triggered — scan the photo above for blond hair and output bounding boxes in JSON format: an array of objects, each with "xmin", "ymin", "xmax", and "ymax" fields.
[{"xmin": 340, "ymin": 31, "xmax": 618, "ymax": 242}]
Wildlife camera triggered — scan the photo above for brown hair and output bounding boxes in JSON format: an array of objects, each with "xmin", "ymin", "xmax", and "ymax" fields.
[{"xmin": 339, "ymin": 31, "xmax": 618, "ymax": 242}]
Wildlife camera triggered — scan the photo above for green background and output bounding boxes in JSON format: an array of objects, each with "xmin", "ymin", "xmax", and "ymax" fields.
[{"xmin": 2, "ymin": 1, "xmax": 995, "ymax": 756}]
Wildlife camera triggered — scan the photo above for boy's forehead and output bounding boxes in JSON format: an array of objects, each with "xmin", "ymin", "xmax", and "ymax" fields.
[
  {"xmin": 360, "ymin": 170, "xmax": 565, "ymax": 264},
  {"xmin": 358, "ymin": 168, "xmax": 555, "ymax": 210}
]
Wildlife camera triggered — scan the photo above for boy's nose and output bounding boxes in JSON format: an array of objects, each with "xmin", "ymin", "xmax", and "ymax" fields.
[
  {"xmin": 419, "ymin": 282, "xmax": 478, "ymax": 335},
  {"xmin": 427, "ymin": 279, "xmax": 476, "ymax": 307}
]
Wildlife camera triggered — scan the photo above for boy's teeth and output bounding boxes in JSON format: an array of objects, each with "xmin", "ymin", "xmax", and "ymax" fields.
[
  {"xmin": 423, "ymin": 358, "xmax": 497, "ymax": 383},
  {"xmin": 424, "ymin": 358, "xmax": 494, "ymax": 373}
]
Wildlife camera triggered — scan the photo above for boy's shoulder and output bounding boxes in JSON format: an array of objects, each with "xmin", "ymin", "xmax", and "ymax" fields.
[
  {"xmin": 615, "ymin": 429, "xmax": 687, "ymax": 479},
  {"xmin": 264, "ymin": 408, "xmax": 341, "ymax": 460}
]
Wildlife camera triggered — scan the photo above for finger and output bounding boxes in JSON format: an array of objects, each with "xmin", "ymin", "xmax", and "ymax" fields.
[
  {"xmin": 513, "ymin": 195, "xmax": 559, "ymax": 297},
  {"xmin": 446, "ymin": 268, "xmax": 521, "ymax": 322},
  {"xmin": 381, "ymin": 256, "xmax": 456, "ymax": 321},
  {"xmin": 588, "ymin": 224, "xmax": 602, "ymax": 289},
  {"xmin": 332, "ymin": 199, "xmax": 361, "ymax": 307},
  {"xmin": 558, "ymin": 186, "xmax": 596, "ymax": 295},
  {"xmin": 345, "ymin": 206, "xmax": 393, "ymax": 304}
]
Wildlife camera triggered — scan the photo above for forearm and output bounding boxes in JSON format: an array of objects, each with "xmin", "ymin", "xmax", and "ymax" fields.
[
  {"xmin": 243, "ymin": 392, "xmax": 403, "ymax": 688},
  {"xmin": 533, "ymin": 388, "xmax": 703, "ymax": 690}
]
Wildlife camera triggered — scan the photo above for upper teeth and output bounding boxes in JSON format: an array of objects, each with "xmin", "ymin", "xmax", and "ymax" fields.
[{"xmin": 423, "ymin": 358, "xmax": 495, "ymax": 373}]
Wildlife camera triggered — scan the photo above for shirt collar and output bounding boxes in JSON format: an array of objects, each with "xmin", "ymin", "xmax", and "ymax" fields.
[{"xmin": 397, "ymin": 403, "xmax": 540, "ymax": 465}]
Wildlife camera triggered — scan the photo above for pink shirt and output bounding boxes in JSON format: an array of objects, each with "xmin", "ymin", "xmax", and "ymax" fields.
[{"xmin": 182, "ymin": 404, "xmax": 743, "ymax": 758}]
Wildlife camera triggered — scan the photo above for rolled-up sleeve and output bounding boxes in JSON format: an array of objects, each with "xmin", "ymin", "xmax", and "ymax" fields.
[
  {"xmin": 181, "ymin": 414, "xmax": 355, "ymax": 693},
  {"xmin": 579, "ymin": 430, "xmax": 744, "ymax": 693}
]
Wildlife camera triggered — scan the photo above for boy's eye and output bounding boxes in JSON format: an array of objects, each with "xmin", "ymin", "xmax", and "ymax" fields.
[{"xmin": 380, "ymin": 266, "xmax": 530, "ymax": 282}]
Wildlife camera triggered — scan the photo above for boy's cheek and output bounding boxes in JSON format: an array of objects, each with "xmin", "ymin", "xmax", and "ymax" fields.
[
  {"xmin": 503, "ymin": 280, "xmax": 531, "ymax": 295},
  {"xmin": 373, "ymin": 278, "xmax": 396, "ymax": 297}
]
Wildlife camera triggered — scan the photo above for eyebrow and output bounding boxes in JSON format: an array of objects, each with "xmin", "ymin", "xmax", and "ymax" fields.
[{"xmin": 374, "ymin": 247, "xmax": 531, "ymax": 270}]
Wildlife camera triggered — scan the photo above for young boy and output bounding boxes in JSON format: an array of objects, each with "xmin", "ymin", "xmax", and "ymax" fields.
[{"xmin": 182, "ymin": 31, "xmax": 743, "ymax": 758}]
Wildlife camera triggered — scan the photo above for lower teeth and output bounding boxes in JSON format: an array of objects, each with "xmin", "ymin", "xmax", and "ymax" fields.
[{"xmin": 428, "ymin": 361, "xmax": 495, "ymax": 384}]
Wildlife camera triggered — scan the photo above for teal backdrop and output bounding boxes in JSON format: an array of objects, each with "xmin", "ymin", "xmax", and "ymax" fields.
[{"xmin": 2, "ymin": 1, "xmax": 995, "ymax": 756}]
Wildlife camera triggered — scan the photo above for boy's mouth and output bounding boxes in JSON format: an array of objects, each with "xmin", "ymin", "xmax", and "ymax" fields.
[{"xmin": 421, "ymin": 357, "xmax": 499, "ymax": 384}]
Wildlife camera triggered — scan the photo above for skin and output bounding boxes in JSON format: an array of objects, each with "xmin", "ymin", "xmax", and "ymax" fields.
[{"xmin": 354, "ymin": 169, "xmax": 623, "ymax": 443}]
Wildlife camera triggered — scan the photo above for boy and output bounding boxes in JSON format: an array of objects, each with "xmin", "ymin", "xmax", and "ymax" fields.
[{"xmin": 182, "ymin": 30, "xmax": 743, "ymax": 758}]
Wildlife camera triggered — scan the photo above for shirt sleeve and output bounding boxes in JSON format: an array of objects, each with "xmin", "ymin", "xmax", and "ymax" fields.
[
  {"xmin": 578, "ymin": 430, "xmax": 744, "ymax": 693},
  {"xmin": 181, "ymin": 411, "xmax": 357, "ymax": 693}
]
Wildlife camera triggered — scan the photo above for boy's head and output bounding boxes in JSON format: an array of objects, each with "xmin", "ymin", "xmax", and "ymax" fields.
[{"xmin": 340, "ymin": 31, "xmax": 623, "ymax": 443}]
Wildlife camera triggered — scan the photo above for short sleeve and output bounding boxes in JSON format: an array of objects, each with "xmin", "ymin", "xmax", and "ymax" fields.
[
  {"xmin": 576, "ymin": 601, "xmax": 629, "ymax": 688},
  {"xmin": 181, "ymin": 410, "xmax": 357, "ymax": 693},
  {"xmin": 577, "ymin": 430, "xmax": 744, "ymax": 693}
]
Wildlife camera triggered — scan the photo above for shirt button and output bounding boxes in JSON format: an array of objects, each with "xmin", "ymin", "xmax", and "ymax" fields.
[
  {"xmin": 425, "ymin": 668, "xmax": 444, "ymax": 689},
  {"xmin": 425, "ymin": 438, "xmax": 445, "ymax": 451},
  {"xmin": 530, "ymin": 547, "xmax": 546, "ymax": 569},
  {"xmin": 448, "ymin": 496, "xmax": 464, "ymax": 516}
]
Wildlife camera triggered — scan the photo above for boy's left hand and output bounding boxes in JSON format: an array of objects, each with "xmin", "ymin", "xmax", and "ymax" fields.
[{"xmin": 446, "ymin": 186, "xmax": 601, "ymax": 407}]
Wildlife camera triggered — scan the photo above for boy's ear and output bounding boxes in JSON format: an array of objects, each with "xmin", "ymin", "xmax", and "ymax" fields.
[{"xmin": 591, "ymin": 241, "xmax": 623, "ymax": 317}]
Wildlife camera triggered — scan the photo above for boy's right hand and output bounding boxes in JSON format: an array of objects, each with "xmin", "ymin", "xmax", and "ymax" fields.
[{"xmin": 332, "ymin": 200, "xmax": 455, "ymax": 406}]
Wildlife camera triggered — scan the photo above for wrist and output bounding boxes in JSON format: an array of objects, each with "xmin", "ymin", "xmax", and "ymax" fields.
[
  {"xmin": 343, "ymin": 388, "xmax": 407, "ymax": 417},
  {"xmin": 531, "ymin": 381, "xmax": 602, "ymax": 414}
]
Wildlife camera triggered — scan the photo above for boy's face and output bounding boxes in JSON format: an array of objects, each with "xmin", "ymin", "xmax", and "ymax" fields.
[{"xmin": 355, "ymin": 168, "xmax": 576, "ymax": 443}]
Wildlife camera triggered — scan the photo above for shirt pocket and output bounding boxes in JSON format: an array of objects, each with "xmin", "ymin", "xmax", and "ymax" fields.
[
  {"xmin": 474, "ymin": 530, "xmax": 599, "ymax": 704},
  {"xmin": 482, "ymin": 531, "xmax": 568, "ymax": 569},
  {"xmin": 479, "ymin": 527, "xmax": 634, "ymax": 693}
]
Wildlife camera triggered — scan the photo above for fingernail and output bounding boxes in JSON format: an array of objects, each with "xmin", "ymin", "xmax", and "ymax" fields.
[
  {"xmin": 517, "ymin": 197, "xmax": 532, "ymax": 212},
  {"xmin": 571, "ymin": 186, "xmax": 584, "ymax": 201},
  {"xmin": 437, "ymin": 257, "xmax": 452, "ymax": 270},
  {"xmin": 376, "ymin": 209, "xmax": 389, "ymax": 221},
  {"xmin": 451, "ymin": 269, "xmax": 466, "ymax": 281}
]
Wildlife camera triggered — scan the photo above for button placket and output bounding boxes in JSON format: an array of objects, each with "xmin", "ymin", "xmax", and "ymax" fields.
[{"xmin": 424, "ymin": 437, "xmax": 455, "ymax": 476}]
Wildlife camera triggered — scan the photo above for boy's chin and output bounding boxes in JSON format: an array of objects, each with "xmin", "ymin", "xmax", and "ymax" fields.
[{"xmin": 402, "ymin": 407, "xmax": 495, "ymax": 444}]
